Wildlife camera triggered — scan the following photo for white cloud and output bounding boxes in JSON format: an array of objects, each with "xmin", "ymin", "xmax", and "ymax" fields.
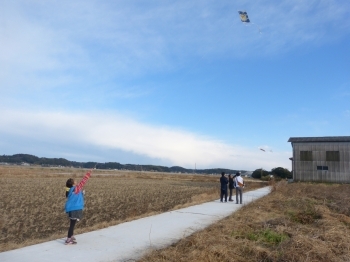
[{"xmin": 0, "ymin": 109, "xmax": 291, "ymax": 170}]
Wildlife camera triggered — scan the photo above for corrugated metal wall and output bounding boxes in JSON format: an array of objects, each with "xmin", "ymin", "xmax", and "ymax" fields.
[{"xmin": 292, "ymin": 142, "xmax": 350, "ymax": 182}]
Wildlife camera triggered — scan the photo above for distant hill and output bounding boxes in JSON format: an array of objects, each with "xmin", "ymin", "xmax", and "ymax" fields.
[{"xmin": 0, "ymin": 154, "xmax": 245, "ymax": 174}]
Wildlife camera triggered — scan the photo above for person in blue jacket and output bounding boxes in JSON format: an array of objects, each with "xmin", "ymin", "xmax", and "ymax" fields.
[
  {"xmin": 64, "ymin": 170, "xmax": 92, "ymax": 245},
  {"xmin": 220, "ymin": 172, "xmax": 228, "ymax": 202}
]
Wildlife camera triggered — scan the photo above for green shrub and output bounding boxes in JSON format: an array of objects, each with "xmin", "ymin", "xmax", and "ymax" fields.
[{"xmin": 247, "ymin": 229, "xmax": 289, "ymax": 245}]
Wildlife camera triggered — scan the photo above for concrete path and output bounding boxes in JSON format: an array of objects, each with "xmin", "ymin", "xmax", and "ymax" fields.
[{"xmin": 0, "ymin": 187, "xmax": 271, "ymax": 262}]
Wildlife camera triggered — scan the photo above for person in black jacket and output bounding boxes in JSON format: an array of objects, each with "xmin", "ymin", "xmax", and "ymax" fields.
[
  {"xmin": 220, "ymin": 172, "xmax": 228, "ymax": 202},
  {"xmin": 228, "ymin": 174, "xmax": 234, "ymax": 201}
]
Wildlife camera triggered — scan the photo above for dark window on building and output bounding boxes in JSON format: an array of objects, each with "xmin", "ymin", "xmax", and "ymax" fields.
[
  {"xmin": 317, "ymin": 166, "xmax": 328, "ymax": 171},
  {"xmin": 300, "ymin": 151, "xmax": 312, "ymax": 161},
  {"xmin": 326, "ymin": 151, "xmax": 340, "ymax": 161}
]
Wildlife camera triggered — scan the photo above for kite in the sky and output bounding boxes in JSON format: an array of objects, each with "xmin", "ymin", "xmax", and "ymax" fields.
[
  {"xmin": 238, "ymin": 10, "xmax": 262, "ymax": 34},
  {"xmin": 238, "ymin": 11, "xmax": 250, "ymax": 23},
  {"xmin": 259, "ymin": 147, "xmax": 273, "ymax": 152}
]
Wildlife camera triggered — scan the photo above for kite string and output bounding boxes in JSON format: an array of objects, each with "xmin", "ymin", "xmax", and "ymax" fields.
[{"xmin": 251, "ymin": 23, "xmax": 262, "ymax": 34}]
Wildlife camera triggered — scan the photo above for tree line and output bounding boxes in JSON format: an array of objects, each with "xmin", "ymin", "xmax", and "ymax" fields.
[
  {"xmin": 251, "ymin": 167, "xmax": 292, "ymax": 180},
  {"xmin": 0, "ymin": 154, "xmax": 243, "ymax": 174}
]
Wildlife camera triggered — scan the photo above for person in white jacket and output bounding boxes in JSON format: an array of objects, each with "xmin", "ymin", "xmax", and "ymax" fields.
[{"xmin": 235, "ymin": 172, "xmax": 244, "ymax": 204}]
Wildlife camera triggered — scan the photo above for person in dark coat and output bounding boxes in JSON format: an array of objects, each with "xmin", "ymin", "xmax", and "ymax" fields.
[
  {"xmin": 228, "ymin": 174, "xmax": 234, "ymax": 201},
  {"xmin": 220, "ymin": 172, "xmax": 228, "ymax": 202}
]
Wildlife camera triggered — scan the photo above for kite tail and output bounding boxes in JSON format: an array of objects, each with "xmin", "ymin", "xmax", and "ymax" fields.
[{"xmin": 251, "ymin": 23, "xmax": 262, "ymax": 34}]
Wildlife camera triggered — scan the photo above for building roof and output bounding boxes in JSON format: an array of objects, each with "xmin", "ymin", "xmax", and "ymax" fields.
[{"xmin": 288, "ymin": 136, "xmax": 350, "ymax": 143}]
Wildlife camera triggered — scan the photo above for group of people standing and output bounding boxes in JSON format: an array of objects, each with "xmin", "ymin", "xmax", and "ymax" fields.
[
  {"xmin": 64, "ymin": 170, "xmax": 243, "ymax": 245},
  {"xmin": 220, "ymin": 172, "xmax": 244, "ymax": 204}
]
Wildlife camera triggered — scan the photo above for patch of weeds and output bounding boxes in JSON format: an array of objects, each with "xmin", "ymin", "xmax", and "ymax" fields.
[
  {"xmin": 342, "ymin": 221, "xmax": 350, "ymax": 229},
  {"xmin": 247, "ymin": 231, "xmax": 259, "ymax": 241},
  {"xmin": 231, "ymin": 230, "xmax": 245, "ymax": 240},
  {"xmin": 309, "ymin": 181, "xmax": 337, "ymax": 186},
  {"xmin": 288, "ymin": 208, "xmax": 322, "ymax": 224},
  {"xmin": 246, "ymin": 229, "xmax": 289, "ymax": 245}
]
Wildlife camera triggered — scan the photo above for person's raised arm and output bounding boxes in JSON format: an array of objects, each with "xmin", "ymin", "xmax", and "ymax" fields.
[{"xmin": 74, "ymin": 170, "xmax": 92, "ymax": 194}]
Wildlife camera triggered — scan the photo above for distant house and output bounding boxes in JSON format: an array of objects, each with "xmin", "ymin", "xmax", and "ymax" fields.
[
  {"xmin": 241, "ymin": 171, "xmax": 253, "ymax": 177},
  {"xmin": 288, "ymin": 136, "xmax": 350, "ymax": 183}
]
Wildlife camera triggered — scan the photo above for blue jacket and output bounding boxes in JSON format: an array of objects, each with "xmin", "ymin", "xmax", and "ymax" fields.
[
  {"xmin": 65, "ymin": 186, "xmax": 84, "ymax": 212},
  {"xmin": 220, "ymin": 176, "xmax": 228, "ymax": 190}
]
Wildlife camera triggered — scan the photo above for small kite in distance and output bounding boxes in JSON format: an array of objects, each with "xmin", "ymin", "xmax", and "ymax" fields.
[
  {"xmin": 238, "ymin": 11, "xmax": 250, "ymax": 23},
  {"xmin": 259, "ymin": 148, "xmax": 273, "ymax": 152},
  {"xmin": 238, "ymin": 10, "xmax": 262, "ymax": 34}
]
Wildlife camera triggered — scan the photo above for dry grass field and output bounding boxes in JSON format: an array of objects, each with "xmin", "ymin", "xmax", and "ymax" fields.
[
  {"xmin": 140, "ymin": 181, "xmax": 350, "ymax": 262},
  {"xmin": 0, "ymin": 166, "xmax": 264, "ymax": 252}
]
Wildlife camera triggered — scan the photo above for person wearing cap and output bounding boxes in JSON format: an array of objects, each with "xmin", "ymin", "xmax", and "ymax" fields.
[
  {"xmin": 219, "ymin": 172, "xmax": 228, "ymax": 202},
  {"xmin": 235, "ymin": 172, "xmax": 244, "ymax": 204}
]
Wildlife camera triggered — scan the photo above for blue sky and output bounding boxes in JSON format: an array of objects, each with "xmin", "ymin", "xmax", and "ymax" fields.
[{"xmin": 1, "ymin": 0, "xmax": 350, "ymax": 170}]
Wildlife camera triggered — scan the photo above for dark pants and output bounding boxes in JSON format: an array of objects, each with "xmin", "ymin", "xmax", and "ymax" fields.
[
  {"xmin": 220, "ymin": 188, "xmax": 227, "ymax": 202},
  {"xmin": 68, "ymin": 219, "xmax": 77, "ymax": 238},
  {"xmin": 229, "ymin": 188, "xmax": 233, "ymax": 200}
]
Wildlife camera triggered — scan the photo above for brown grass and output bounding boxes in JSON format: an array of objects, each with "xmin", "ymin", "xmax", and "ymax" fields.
[
  {"xmin": 0, "ymin": 166, "xmax": 264, "ymax": 252},
  {"xmin": 139, "ymin": 181, "xmax": 350, "ymax": 262}
]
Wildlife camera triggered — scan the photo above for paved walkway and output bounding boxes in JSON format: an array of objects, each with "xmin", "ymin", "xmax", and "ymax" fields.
[{"xmin": 0, "ymin": 187, "xmax": 271, "ymax": 262}]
